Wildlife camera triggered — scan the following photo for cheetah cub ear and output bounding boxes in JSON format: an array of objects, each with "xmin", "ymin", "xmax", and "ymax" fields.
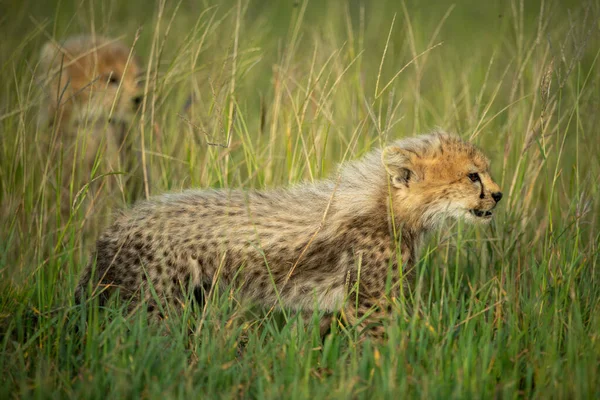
[{"xmin": 382, "ymin": 146, "xmax": 421, "ymax": 188}]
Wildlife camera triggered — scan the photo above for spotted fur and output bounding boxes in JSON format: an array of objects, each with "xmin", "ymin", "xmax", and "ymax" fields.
[{"xmin": 76, "ymin": 132, "xmax": 502, "ymax": 339}]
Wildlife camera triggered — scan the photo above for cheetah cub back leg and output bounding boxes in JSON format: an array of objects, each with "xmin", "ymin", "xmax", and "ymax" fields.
[
  {"xmin": 138, "ymin": 265, "xmax": 207, "ymax": 322},
  {"xmin": 76, "ymin": 257, "xmax": 204, "ymax": 324}
]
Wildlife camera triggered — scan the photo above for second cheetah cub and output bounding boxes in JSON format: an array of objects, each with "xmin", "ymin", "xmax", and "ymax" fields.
[
  {"xmin": 76, "ymin": 132, "xmax": 502, "ymax": 339},
  {"xmin": 39, "ymin": 35, "xmax": 143, "ymax": 215}
]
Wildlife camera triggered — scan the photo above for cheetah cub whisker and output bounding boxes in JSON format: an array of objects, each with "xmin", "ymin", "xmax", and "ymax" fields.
[{"xmin": 76, "ymin": 132, "xmax": 502, "ymax": 339}]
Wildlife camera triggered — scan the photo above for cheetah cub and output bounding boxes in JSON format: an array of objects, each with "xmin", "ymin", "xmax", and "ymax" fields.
[
  {"xmin": 39, "ymin": 35, "xmax": 143, "ymax": 215},
  {"xmin": 76, "ymin": 132, "xmax": 502, "ymax": 339}
]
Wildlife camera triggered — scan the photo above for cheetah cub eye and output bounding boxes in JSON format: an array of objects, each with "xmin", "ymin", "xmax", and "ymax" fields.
[
  {"xmin": 104, "ymin": 73, "xmax": 120, "ymax": 85},
  {"xmin": 468, "ymin": 173, "xmax": 480, "ymax": 182}
]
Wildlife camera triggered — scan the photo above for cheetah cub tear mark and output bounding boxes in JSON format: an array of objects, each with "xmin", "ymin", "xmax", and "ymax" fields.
[{"xmin": 76, "ymin": 132, "xmax": 502, "ymax": 339}]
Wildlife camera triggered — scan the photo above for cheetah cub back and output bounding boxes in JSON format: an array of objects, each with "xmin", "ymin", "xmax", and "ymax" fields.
[{"xmin": 76, "ymin": 132, "xmax": 502, "ymax": 339}]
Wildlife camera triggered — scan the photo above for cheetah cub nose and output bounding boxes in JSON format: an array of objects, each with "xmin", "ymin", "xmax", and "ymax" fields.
[
  {"xmin": 492, "ymin": 192, "xmax": 503, "ymax": 203},
  {"xmin": 133, "ymin": 96, "xmax": 143, "ymax": 108}
]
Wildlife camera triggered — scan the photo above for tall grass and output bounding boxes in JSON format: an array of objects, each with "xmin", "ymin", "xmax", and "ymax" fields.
[{"xmin": 1, "ymin": 0, "xmax": 599, "ymax": 398}]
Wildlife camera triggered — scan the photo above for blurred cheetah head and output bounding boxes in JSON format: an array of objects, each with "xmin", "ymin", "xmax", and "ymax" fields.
[
  {"xmin": 39, "ymin": 35, "xmax": 142, "ymax": 126},
  {"xmin": 382, "ymin": 132, "xmax": 502, "ymax": 227}
]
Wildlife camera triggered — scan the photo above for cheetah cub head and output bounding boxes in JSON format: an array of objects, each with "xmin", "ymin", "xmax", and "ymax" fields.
[
  {"xmin": 382, "ymin": 132, "xmax": 502, "ymax": 227},
  {"xmin": 39, "ymin": 35, "xmax": 143, "ymax": 126}
]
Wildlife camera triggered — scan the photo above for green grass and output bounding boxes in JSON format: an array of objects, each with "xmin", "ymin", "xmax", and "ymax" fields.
[{"xmin": 1, "ymin": 0, "xmax": 600, "ymax": 398}]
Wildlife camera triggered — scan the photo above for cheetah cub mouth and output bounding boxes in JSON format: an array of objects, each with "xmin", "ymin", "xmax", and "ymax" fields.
[{"xmin": 469, "ymin": 209, "xmax": 493, "ymax": 219}]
